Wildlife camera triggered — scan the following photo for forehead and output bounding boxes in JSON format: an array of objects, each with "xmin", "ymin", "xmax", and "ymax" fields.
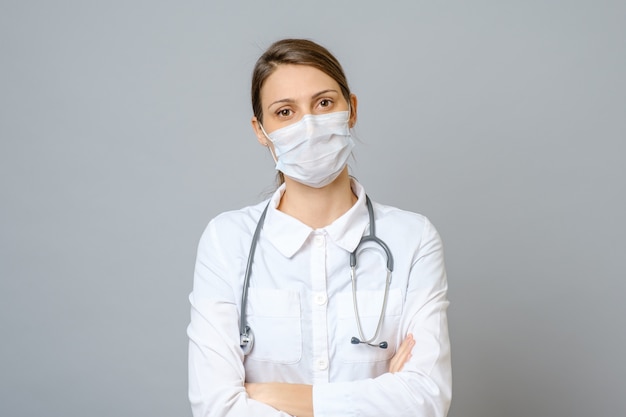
[{"xmin": 261, "ymin": 64, "xmax": 341, "ymax": 104}]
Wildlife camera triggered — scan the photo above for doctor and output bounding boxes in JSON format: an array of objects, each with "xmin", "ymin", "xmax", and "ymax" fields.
[{"xmin": 188, "ymin": 38, "xmax": 451, "ymax": 417}]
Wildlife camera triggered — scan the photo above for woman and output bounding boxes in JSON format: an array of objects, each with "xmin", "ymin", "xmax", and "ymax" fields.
[{"xmin": 188, "ymin": 39, "xmax": 451, "ymax": 417}]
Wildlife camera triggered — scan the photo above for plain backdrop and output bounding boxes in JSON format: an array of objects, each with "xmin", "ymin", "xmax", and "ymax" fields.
[{"xmin": 1, "ymin": 1, "xmax": 624, "ymax": 416}]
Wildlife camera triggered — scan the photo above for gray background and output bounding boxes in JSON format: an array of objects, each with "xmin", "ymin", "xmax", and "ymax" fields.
[{"xmin": 1, "ymin": 1, "xmax": 624, "ymax": 416}]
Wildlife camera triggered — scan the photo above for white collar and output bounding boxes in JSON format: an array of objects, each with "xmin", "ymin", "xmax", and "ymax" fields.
[{"xmin": 262, "ymin": 179, "xmax": 370, "ymax": 258}]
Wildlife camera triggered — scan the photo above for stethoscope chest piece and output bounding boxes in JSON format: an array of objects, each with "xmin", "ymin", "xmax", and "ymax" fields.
[{"xmin": 240, "ymin": 326, "xmax": 254, "ymax": 356}]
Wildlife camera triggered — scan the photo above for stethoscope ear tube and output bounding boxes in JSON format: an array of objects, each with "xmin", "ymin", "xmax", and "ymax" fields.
[
  {"xmin": 350, "ymin": 236, "xmax": 394, "ymax": 271},
  {"xmin": 349, "ymin": 195, "xmax": 394, "ymax": 349},
  {"xmin": 350, "ymin": 266, "xmax": 392, "ymax": 348},
  {"xmin": 350, "ymin": 196, "xmax": 394, "ymax": 272}
]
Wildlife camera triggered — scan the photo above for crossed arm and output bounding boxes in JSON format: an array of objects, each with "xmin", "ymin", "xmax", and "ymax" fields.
[{"xmin": 245, "ymin": 334, "xmax": 416, "ymax": 417}]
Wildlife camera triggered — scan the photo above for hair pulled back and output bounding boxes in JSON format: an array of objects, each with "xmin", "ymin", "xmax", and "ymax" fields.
[{"xmin": 251, "ymin": 39, "xmax": 351, "ymax": 123}]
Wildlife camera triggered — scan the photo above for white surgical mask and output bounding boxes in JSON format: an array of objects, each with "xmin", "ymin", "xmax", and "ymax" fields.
[{"xmin": 260, "ymin": 110, "xmax": 354, "ymax": 188}]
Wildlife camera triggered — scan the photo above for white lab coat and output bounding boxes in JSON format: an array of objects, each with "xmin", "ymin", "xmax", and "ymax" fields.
[{"xmin": 188, "ymin": 180, "xmax": 451, "ymax": 417}]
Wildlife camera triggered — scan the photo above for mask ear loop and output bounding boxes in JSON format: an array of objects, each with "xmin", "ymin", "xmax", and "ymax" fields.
[
  {"xmin": 347, "ymin": 103, "xmax": 353, "ymax": 128},
  {"xmin": 258, "ymin": 123, "xmax": 278, "ymax": 163}
]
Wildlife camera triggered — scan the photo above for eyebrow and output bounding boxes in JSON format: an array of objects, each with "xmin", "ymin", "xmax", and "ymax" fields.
[{"xmin": 267, "ymin": 89, "xmax": 340, "ymax": 110}]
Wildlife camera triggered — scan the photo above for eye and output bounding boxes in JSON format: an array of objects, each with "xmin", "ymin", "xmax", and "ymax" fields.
[
  {"xmin": 319, "ymin": 99, "xmax": 332, "ymax": 108},
  {"xmin": 276, "ymin": 108, "xmax": 293, "ymax": 118}
]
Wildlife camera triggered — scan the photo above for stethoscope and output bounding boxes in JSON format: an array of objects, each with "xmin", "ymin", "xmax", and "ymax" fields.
[{"xmin": 239, "ymin": 195, "xmax": 394, "ymax": 355}]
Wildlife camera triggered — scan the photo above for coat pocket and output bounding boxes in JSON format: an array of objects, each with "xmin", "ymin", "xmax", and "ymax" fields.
[{"xmin": 245, "ymin": 288, "xmax": 302, "ymax": 364}]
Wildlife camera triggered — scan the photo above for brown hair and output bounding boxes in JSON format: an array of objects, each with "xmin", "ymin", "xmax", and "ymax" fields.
[{"xmin": 251, "ymin": 38, "xmax": 351, "ymax": 124}]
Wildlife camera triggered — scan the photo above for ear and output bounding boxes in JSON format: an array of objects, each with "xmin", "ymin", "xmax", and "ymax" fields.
[
  {"xmin": 349, "ymin": 94, "xmax": 358, "ymax": 128},
  {"xmin": 251, "ymin": 116, "xmax": 269, "ymax": 146}
]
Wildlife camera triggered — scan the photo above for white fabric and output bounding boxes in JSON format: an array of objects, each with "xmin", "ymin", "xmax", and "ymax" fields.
[{"xmin": 188, "ymin": 180, "xmax": 451, "ymax": 417}]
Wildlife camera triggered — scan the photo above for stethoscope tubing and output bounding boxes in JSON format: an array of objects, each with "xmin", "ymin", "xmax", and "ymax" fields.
[
  {"xmin": 239, "ymin": 194, "xmax": 394, "ymax": 354},
  {"xmin": 239, "ymin": 203, "xmax": 270, "ymax": 346}
]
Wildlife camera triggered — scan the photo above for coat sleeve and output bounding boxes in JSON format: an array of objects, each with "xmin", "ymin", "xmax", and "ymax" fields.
[
  {"xmin": 312, "ymin": 217, "xmax": 452, "ymax": 417},
  {"xmin": 187, "ymin": 219, "xmax": 292, "ymax": 417}
]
